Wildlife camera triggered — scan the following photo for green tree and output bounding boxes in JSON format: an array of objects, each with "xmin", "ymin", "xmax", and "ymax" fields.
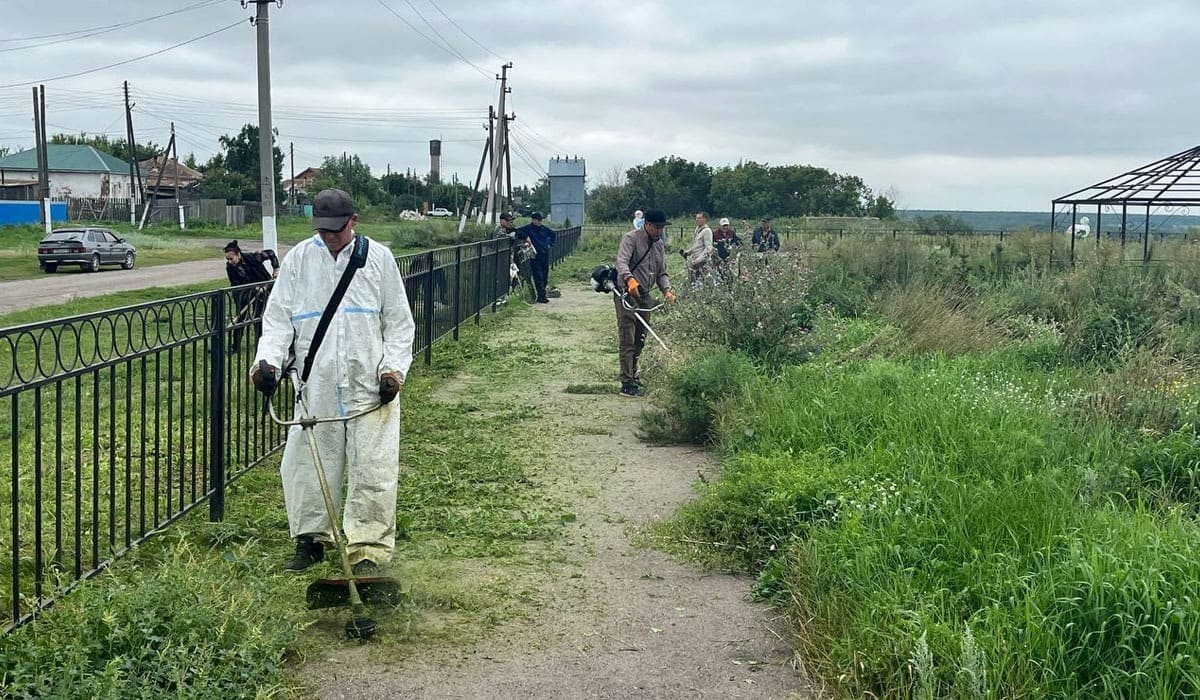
[
  {"xmin": 708, "ymin": 161, "xmax": 874, "ymax": 218},
  {"xmin": 868, "ymin": 195, "xmax": 897, "ymax": 219},
  {"xmin": 196, "ymin": 167, "xmax": 256, "ymax": 203},
  {"xmin": 914, "ymin": 214, "xmax": 972, "ymax": 234},
  {"xmin": 586, "ymin": 183, "xmax": 636, "ymax": 222},
  {"xmin": 51, "ymin": 132, "xmax": 161, "ymax": 162},
  {"xmin": 309, "ymin": 153, "xmax": 383, "ymax": 205},
  {"xmin": 625, "ymin": 156, "xmax": 712, "ymax": 216},
  {"xmin": 204, "ymin": 124, "xmax": 284, "ymax": 202},
  {"xmin": 523, "ymin": 176, "xmax": 550, "ymax": 214}
]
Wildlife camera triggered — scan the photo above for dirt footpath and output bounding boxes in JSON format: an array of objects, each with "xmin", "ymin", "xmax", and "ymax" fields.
[{"xmin": 309, "ymin": 287, "xmax": 814, "ymax": 700}]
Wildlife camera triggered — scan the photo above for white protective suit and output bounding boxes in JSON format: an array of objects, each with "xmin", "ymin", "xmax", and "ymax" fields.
[{"xmin": 253, "ymin": 232, "xmax": 415, "ymax": 565}]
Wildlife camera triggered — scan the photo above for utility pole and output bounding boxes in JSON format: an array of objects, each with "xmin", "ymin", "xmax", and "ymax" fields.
[
  {"xmin": 503, "ymin": 112, "xmax": 513, "ymax": 207},
  {"xmin": 172, "ymin": 122, "xmax": 185, "ymax": 230},
  {"xmin": 123, "ymin": 81, "xmax": 138, "ymax": 225},
  {"xmin": 478, "ymin": 105, "xmax": 495, "ymax": 225},
  {"xmin": 483, "ymin": 63, "xmax": 512, "ymax": 225},
  {"xmin": 139, "ymin": 129, "xmax": 175, "ymax": 230},
  {"xmin": 249, "ymin": 0, "xmax": 279, "ymax": 258},
  {"xmin": 32, "ymin": 86, "xmax": 50, "ymax": 230},
  {"xmin": 289, "ymin": 140, "xmax": 295, "ymax": 208},
  {"xmin": 38, "ymin": 86, "xmax": 49, "ymax": 208},
  {"xmin": 459, "ymin": 127, "xmax": 492, "ymax": 234}
]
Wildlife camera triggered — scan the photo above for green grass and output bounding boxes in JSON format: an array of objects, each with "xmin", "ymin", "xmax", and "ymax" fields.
[
  {"xmin": 0, "ymin": 243, "xmax": 589, "ymax": 697},
  {"xmin": 641, "ymin": 232, "xmax": 1200, "ymax": 698}
]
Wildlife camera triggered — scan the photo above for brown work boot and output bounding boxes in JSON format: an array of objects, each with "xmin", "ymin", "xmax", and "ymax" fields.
[{"xmin": 282, "ymin": 535, "xmax": 324, "ymax": 572}]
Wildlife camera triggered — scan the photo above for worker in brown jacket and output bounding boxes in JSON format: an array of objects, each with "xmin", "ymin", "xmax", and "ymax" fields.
[{"xmin": 615, "ymin": 208, "xmax": 675, "ymax": 397}]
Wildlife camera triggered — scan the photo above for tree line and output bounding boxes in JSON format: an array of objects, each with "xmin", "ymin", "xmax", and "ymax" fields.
[
  {"xmin": 52, "ymin": 124, "xmax": 557, "ymax": 216},
  {"xmin": 587, "ymin": 156, "xmax": 896, "ymax": 222},
  {"xmin": 50, "ymin": 129, "xmax": 897, "ymax": 224}
]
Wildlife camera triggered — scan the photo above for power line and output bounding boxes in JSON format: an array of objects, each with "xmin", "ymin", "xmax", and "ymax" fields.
[
  {"xmin": 397, "ymin": 0, "xmax": 487, "ymax": 71},
  {"xmin": 0, "ymin": 0, "xmax": 225, "ymax": 53},
  {"xmin": 0, "ymin": 18, "xmax": 249, "ymax": 89},
  {"xmin": 374, "ymin": 0, "xmax": 491, "ymax": 79},
  {"xmin": 425, "ymin": 0, "xmax": 507, "ymax": 62}
]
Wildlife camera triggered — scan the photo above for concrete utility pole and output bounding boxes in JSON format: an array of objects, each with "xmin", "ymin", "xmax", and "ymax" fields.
[
  {"xmin": 477, "ymin": 105, "xmax": 495, "ymax": 226},
  {"xmin": 249, "ymin": 0, "xmax": 279, "ymax": 258},
  {"xmin": 32, "ymin": 86, "xmax": 50, "ymax": 230},
  {"xmin": 123, "ymin": 81, "xmax": 138, "ymax": 225},
  {"xmin": 483, "ymin": 63, "xmax": 512, "ymax": 225}
]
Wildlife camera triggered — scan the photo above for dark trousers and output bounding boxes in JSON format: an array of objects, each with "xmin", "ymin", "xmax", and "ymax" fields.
[
  {"xmin": 231, "ymin": 289, "xmax": 266, "ymax": 351},
  {"xmin": 530, "ymin": 254, "xmax": 550, "ymax": 301},
  {"xmin": 615, "ymin": 294, "xmax": 649, "ymax": 385}
]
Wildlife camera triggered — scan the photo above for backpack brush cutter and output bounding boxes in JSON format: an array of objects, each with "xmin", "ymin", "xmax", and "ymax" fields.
[
  {"xmin": 259, "ymin": 361, "xmax": 402, "ymax": 641},
  {"xmin": 590, "ymin": 265, "xmax": 672, "ymax": 354}
]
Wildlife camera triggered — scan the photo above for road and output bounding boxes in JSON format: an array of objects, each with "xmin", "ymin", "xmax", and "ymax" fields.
[{"xmin": 0, "ymin": 240, "xmax": 291, "ymax": 315}]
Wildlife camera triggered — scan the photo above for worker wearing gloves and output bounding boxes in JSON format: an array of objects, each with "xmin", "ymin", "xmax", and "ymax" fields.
[
  {"xmin": 681, "ymin": 211, "xmax": 714, "ymax": 284},
  {"xmin": 251, "ymin": 188, "xmax": 415, "ymax": 575},
  {"xmin": 615, "ymin": 208, "xmax": 674, "ymax": 398}
]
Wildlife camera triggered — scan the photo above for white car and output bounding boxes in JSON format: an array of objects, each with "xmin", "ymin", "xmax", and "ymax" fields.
[{"xmin": 428, "ymin": 207, "xmax": 453, "ymax": 217}]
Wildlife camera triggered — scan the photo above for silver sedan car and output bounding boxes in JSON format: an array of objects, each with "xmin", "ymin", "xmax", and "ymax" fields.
[{"xmin": 37, "ymin": 227, "xmax": 137, "ymax": 273}]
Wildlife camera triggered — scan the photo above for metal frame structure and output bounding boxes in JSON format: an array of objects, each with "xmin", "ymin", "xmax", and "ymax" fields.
[{"xmin": 1052, "ymin": 145, "xmax": 1200, "ymax": 263}]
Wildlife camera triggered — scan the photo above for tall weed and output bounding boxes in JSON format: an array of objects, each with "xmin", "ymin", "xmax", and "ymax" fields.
[
  {"xmin": 637, "ymin": 346, "xmax": 758, "ymax": 444},
  {"xmin": 665, "ymin": 254, "xmax": 821, "ymax": 367}
]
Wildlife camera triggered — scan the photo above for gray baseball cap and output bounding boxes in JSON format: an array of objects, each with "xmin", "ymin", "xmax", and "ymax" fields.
[{"xmin": 312, "ymin": 188, "xmax": 354, "ymax": 232}]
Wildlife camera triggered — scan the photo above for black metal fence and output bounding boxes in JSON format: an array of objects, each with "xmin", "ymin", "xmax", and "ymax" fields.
[{"xmin": 0, "ymin": 227, "xmax": 581, "ymax": 631}]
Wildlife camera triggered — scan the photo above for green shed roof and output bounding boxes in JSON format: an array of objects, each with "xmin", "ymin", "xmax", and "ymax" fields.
[{"xmin": 0, "ymin": 145, "xmax": 131, "ymax": 174}]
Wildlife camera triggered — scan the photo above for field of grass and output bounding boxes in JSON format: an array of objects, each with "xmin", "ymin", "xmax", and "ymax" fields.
[{"xmin": 642, "ymin": 232, "xmax": 1200, "ymax": 697}]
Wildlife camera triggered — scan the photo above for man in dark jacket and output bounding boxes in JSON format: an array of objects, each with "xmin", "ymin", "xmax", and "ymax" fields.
[
  {"xmin": 752, "ymin": 217, "xmax": 780, "ymax": 253},
  {"xmin": 224, "ymin": 240, "xmax": 279, "ymax": 353},
  {"xmin": 515, "ymin": 212, "xmax": 557, "ymax": 303}
]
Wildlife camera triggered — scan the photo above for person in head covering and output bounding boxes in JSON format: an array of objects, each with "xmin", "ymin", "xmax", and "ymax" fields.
[
  {"xmin": 614, "ymin": 209, "xmax": 675, "ymax": 397},
  {"xmin": 752, "ymin": 216, "xmax": 780, "ymax": 253},
  {"xmin": 515, "ymin": 212, "xmax": 557, "ymax": 303},
  {"xmin": 250, "ymin": 188, "xmax": 416, "ymax": 576}
]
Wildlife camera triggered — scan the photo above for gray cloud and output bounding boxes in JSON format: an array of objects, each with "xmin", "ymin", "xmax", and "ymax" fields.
[{"xmin": 1, "ymin": 0, "xmax": 1197, "ymax": 210}]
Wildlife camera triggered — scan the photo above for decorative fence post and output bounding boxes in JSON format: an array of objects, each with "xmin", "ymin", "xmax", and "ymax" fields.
[{"xmin": 208, "ymin": 292, "xmax": 226, "ymax": 522}]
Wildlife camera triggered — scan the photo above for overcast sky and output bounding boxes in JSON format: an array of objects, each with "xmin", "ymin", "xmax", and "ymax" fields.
[{"xmin": 1, "ymin": 0, "xmax": 1197, "ymax": 211}]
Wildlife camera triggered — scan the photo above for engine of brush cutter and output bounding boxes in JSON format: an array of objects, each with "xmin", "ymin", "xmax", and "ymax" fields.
[{"xmin": 590, "ymin": 265, "xmax": 618, "ymax": 293}]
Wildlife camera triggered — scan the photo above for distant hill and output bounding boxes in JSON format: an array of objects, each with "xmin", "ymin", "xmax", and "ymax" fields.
[{"xmin": 900, "ymin": 209, "xmax": 1200, "ymax": 234}]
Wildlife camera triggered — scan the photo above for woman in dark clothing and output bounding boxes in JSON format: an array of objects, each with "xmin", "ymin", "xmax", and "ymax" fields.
[{"xmin": 224, "ymin": 240, "xmax": 279, "ymax": 353}]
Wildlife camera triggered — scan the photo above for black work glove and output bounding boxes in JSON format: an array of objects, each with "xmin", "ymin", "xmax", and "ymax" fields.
[
  {"xmin": 251, "ymin": 360, "xmax": 279, "ymax": 398},
  {"xmin": 379, "ymin": 372, "xmax": 402, "ymax": 404}
]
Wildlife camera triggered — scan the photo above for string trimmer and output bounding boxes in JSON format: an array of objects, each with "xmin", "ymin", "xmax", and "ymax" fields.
[
  {"xmin": 260, "ymin": 361, "xmax": 402, "ymax": 640},
  {"xmin": 589, "ymin": 265, "xmax": 672, "ymax": 354}
]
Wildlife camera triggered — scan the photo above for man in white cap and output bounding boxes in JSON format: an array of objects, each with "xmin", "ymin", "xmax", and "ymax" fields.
[{"xmin": 251, "ymin": 188, "xmax": 415, "ymax": 575}]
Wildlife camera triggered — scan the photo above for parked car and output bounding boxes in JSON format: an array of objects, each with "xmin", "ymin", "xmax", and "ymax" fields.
[
  {"xmin": 37, "ymin": 228, "xmax": 137, "ymax": 273},
  {"xmin": 427, "ymin": 207, "xmax": 453, "ymax": 218}
]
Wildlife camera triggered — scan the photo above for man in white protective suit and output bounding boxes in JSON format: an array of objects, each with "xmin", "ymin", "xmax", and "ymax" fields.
[{"xmin": 251, "ymin": 188, "xmax": 415, "ymax": 575}]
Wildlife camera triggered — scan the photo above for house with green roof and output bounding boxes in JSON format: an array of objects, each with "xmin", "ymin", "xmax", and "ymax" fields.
[{"xmin": 0, "ymin": 145, "xmax": 134, "ymax": 201}]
